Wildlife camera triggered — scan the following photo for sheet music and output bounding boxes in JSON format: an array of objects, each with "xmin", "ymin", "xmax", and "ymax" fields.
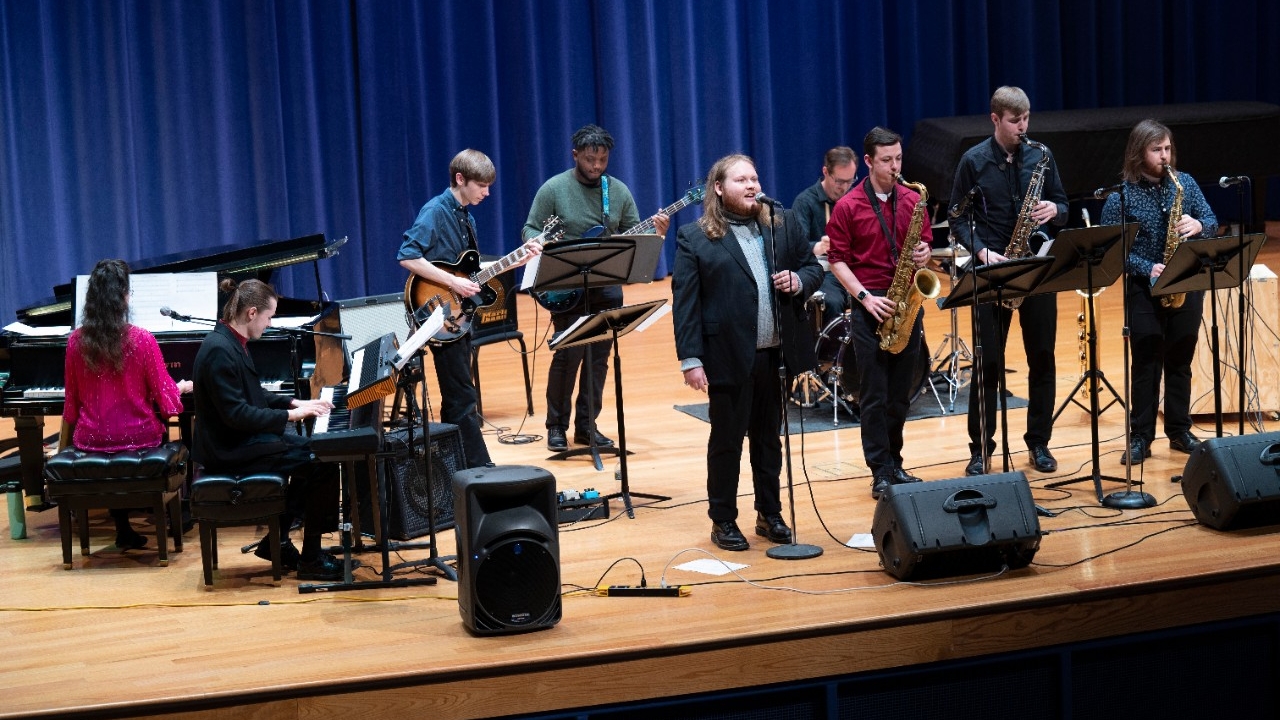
[
  {"xmin": 634, "ymin": 304, "xmax": 671, "ymax": 333},
  {"xmin": 393, "ymin": 307, "xmax": 445, "ymax": 369},
  {"xmin": 74, "ymin": 272, "xmax": 217, "ymax": 333},
  {"xmin": 520, "ymin": 254, "xmax": 542, "ymax": 291},
  {"xmin": 3, "ymin": 322, "xmax": 71, "ymax": 336}
]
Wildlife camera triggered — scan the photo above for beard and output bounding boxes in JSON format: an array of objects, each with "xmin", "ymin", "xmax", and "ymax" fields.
[{"xmin": 721, "ymin": 191, "xmax": 756, "ymax": 217}]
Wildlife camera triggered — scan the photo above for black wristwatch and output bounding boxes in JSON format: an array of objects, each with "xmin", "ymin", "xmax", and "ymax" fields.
[{"xmin": 856, "ymin": 289, "xmax": 869, "ymax": 303}]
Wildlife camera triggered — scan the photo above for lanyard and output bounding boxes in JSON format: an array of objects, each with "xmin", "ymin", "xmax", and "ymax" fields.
[{"xmin": 864, "ymin": 177, "xmax": 899, "ymax": 263}]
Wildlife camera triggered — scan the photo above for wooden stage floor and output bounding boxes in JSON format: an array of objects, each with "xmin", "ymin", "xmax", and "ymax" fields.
[{"xmin": 3, "ymin": 235, "xmax": 1280, "ymax": 719}]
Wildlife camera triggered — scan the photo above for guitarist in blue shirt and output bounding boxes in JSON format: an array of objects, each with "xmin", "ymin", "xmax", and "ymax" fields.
[
  {"xmin": 522, "ymin": 125, "xmax": 670, "ymax": 452},
  {"xmin": 399, "ymin": 149, "xmax": 543, "ymax": 467}
]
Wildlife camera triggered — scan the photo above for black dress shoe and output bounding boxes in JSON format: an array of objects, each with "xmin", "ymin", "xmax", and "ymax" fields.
[
  {"xmin": 1028, "ymin": 444, "xmax": 1058, "ymax": 473},
  {"xmin": 255, "ymin": 538, "xmax": 301, "ymax": 571},
  {"xmin": 892, "ymin": 467, "xmax": 923, "ymax": 485},
  {"xmin": 573, "ymin": 429, "xmax": 614, "ymax": 447},
  {"xmin": 296, "ymin": 551, "xmax": 343, "ymax": 581},
  {"xmin": 115, "ymin": 530, "xmax": 149, "ymax": 551},
  {"xmin": 710, "ymin": 520, "xmax": 749, "ymax": 551},
  {"xmin": 1120, "ymin": 436, "xmax": 1151, "ymax": 466},
  {"xmin": 546, "ymin": 428, "xmax": 568, "ymax": 451},
  {"xmin": 965, "ymin": 454, "xmax": 987, "ymax": 476},
  {"xmin": 1169, "ymin": 431, "xmax": 1201, "ymax": 454},
  {"xmin": 754, "ymin": 513, "xmax": 792, "ymax": 544},
  {"xmin": 871, "ymin": 473, "xmax": 893, "ymax": 500}
]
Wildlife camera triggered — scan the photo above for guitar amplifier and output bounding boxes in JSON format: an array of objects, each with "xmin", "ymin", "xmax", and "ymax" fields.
[
  {"xmin": 336, "ymin": 293, "xmax": 411, "ymax": 359},
  {"xmin": 358, "ymin": 423, "xmax": 467, "ymax": 540},
  {"xmin": 471, "ymin": 254, "xmax": 520, "ymax": 343}
]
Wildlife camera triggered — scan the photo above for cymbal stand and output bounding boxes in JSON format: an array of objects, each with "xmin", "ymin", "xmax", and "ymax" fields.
[
  {"xmin": 930, "ymin": 238, "xmax": 973, "ymax": 411},
  {"xmin": 790, "ymin": 292, "xmax": 831, "ymax": 409}
]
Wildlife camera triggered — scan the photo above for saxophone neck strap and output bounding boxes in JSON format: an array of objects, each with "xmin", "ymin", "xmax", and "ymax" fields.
[{"xmin": 864, "ymin": 176, "xmax": 899, "ymax": 261}]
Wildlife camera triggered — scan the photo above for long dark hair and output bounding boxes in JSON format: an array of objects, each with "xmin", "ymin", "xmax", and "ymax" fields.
[
  {"xmin": 79, "ymin": 259, "xmax": 131, "ymax": 374},
  {"xmin": 1121, "ymin": 118, "xmax": 1174, "ymax": 183},
  {"xmin": 220, "ymin": 277, "xmax": 278, "ymax": 323}
]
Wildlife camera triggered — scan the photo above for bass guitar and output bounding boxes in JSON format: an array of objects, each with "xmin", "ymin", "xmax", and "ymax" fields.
[
  {"xmin": 403, "ymin": 215, "xmax": 564, "ymax": 344},
  {"xmin": 533, "ymin": 183, "xmax": 706, "ymax": 313}
]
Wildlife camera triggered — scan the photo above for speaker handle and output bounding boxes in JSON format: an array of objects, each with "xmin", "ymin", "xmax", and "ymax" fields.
[
  {"xmin": 943, "ymin": 490, "xmax": 998, "ymax": 513},
  {"xmin": 1259, "ymin": 444, "xmax": 1280, "ymax": 466}
]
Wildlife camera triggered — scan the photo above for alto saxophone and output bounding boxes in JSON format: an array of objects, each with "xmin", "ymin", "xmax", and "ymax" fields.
[
  {"xmin": 1076, "ymin": 208, "xmax": 1103, "ymax": 400},
  {"xmin": 1001, "ymin": 134, "xmax": 1052, "ymax": 310},
  {"xmin": 878, "ymin": 175, "xmax": 941, "ymax": 353},
  {"xmin": 1159, "ymin": 163, "xmax": 1186, "ymax": 309}
]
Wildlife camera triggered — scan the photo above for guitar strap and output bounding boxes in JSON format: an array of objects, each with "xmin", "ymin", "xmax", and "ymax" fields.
[
  {"xmin": 459, "ymin": 207, "xmax": 479, "ymax": 251},
  {"xmin": 601, "ymin": 175, "xmax": 611, "ymax": 231}
]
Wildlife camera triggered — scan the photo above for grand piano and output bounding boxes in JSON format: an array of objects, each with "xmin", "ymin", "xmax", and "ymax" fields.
[{"xmin": 0, "ymin": 233, "xmax": 350, "ymax": 502}]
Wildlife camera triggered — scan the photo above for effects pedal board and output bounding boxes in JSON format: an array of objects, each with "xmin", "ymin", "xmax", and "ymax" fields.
[{"xmin": 557, "ymin": 488, "xmax": 609, "ymax": 524}]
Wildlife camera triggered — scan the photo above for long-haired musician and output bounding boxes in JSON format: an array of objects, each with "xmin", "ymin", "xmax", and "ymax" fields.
[{"xmin": 1100, "ymin": 119, "xmax": 1217, "ymax": 465}]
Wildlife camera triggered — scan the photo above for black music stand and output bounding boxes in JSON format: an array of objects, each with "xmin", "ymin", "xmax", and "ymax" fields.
[
  {"xmin": 942, "ymin": 256, "xmax": 1053, "ymax": 474},
  {"xmin": 549, "ymin": 299, "xmax": 672, "ymax": 518},
  {"xmin": 1033, "ymin": 225, "xmax": 1134, "ymax": 501},
  {"xmin": 530, "ymin": 236, "xmax": 662, "ymax": 470},
  {"xmin": 1152, "ymin": 233, "xmax": 1266, "ymax": 439}
]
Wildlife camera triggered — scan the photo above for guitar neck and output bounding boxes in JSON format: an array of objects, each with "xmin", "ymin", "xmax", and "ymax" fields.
[
  {"xmin": 623, "ymin": 193, "xmax": 700, "ymax": 236},
  {"xmin": 473, "ymin": 232, "xmax": 545, "ymax": 284}
]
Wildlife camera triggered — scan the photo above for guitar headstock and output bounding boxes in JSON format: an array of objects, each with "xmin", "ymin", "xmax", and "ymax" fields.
[
  {"xmin": 539, "ymin": 215, "xmax": 566, "ymax": 245},
  {"xmin": 685, "ymin": 183, "xmax": 707, "ymax": 205}
]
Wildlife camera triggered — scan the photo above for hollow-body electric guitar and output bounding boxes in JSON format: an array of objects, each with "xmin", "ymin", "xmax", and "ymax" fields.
[{"xmin": 403, "ymin": 215, "xmax": 564, "ymax": 344}]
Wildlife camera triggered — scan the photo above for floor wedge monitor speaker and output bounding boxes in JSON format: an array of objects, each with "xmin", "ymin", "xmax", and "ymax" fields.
[
  {"xmin": 1182, "ymin": 431, "xmax": 1280, "ymax": 530},
  {"xmin": 453, "ymin": 465, "xmax": 561, "ymax": 635},
  {"xmin": 872, "ymin": 472, "xmax": 1042, "ymax": 580}
]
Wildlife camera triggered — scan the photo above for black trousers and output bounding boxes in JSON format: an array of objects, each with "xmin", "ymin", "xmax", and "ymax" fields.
[
  {"xmin": 1127, "ymin": 278, "xmax": 1203, "ymax": 443},
  {"xmin": 967, "ymin": 291, "xmax": 1058, "ymax": 455},
  {"xmin": 546, "ymin": 285, "xmax": 622, "ymax": 433},
  {"xmin": 847, "ymin": 298, "xmax": 922, "ymax": 478},
  {"xmin": 231, "ymin": 433, "xmax": 339, "ymax": 546},
  {"xmin": 705, "ymin": 347, "xmax": 783, "ymax": 523},
  {"xmin": 428, "ymin": 336, "xmax": 490, "ymax": 467}
]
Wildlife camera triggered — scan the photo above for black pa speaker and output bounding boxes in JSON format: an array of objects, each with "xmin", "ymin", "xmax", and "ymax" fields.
[
  {"xmin": 358, "ymin": 423, "xmax": 467, "ymax": 540},
  {"xmin": 1181, "ymin": 431, "xmax": 1280, "ymax": 530},
  {"xmin": 453, "ymin": 464, "xmax": 561, "ymax": 635},
  {"xmin": 872, "ymin": 472, "xmax": 1042, "ymax": 580}
]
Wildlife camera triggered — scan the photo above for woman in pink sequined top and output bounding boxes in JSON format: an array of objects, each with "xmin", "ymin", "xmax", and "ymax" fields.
[{"xmin": 62, "ymin": 259, "xmax": 193, "ymax": 549}]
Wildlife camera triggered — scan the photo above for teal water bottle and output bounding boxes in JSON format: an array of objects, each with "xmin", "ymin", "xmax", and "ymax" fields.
[{"xmin": 7, "ymin": 490, "xmax": 26, "ymax": 540}]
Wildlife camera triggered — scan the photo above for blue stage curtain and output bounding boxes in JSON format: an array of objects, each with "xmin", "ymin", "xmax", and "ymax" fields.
[{"xmin": 2, "ymin": 0, "xmax": 1277, "ymax": 324}]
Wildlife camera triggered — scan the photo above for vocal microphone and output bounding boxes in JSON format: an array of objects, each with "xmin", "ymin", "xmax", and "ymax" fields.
[
  {"xmin": 1093, "ymin": 184, "xmax": 1125, "ymax": 200},
  {"xmin": 1218, "ymin": 175, "xmax": 1249, "ymax": 188},
  {"xmin": 754, "ymin": 192, "xmax": 785, "ymax": 208},
  {"xmin": 948, "ymin": 186, "xmax": 979, "ymax": 219},
  {"xmin": 159, "ymin": 306, "xmax": 192, "ymax": 322}
]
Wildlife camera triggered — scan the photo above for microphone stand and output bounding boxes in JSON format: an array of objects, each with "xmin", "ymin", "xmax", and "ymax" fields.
[
  {"xmin": 1104, "ymin": 185, "xmax": 1155, "ymax": 509},
  {"xmin": 955, "ymin": 199, "xmax": 988, "ymax": 472},
  {"xmin": 1232, "ymin": 178, "xmax": 1251, "ymax": 435},
  {"xmin": 761, "ymin": 202, "xmax": 822, "ymax": 561}
]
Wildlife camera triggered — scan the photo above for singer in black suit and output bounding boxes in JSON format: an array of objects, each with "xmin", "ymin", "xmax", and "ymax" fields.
[
  {"xmin": 949, "ymin": 86, "xmax": 1067, "ymax": 477},
  {"xmin": 192, "ymin": 278, "xmax": 342, "ymax": 581},
  {"xmin": 673, "ymin": 154, "xmax": 823, "ymax": 551}
]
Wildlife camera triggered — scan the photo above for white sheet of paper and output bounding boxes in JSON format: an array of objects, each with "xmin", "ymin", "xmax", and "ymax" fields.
[
  {"xmin": 846, "ymin": 533, "xmax": 875, "ymax": 549},
  {"xmin": 634, "ymin": 303, "xmax": 671, "ymax": 333},
  {"xmin": 393, "ymin": 307, "xmax": 444, "ymax": 369},
  {"xmin": 673, "ymin": 558, "xmax": 748, "ymax": 576},
  {"xmin": 1036, "ymin": 239, "xmax": 1054, "ymax": 257},
  {"xmin": 74, "ymin": 272, "xmax": 217, "ymax": 333},
  {"xmin": 3, "ymin": 322, "xmax": 70, "ymax": 336},
  {"xmin": 520, "ymin": 254, "xmax": 541, "ymax": 290}
]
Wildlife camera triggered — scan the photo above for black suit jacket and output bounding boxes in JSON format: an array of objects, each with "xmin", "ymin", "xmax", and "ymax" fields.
[
  {"xmin": 191, "ymin": 322, "xmax": 293, "ymax": 470},
  {"xmin": 672, "ymin": 210, "xmax": 823, "ymax": 387}
]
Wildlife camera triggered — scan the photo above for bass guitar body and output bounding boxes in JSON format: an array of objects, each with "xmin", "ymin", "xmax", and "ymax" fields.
[{"xmin": 403, "ymin": 249, "xmax": 500, "ymax": 344}]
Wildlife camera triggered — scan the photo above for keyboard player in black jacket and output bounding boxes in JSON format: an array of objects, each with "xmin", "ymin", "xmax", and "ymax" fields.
[{"xmin": 192, "ymin": 277, "xmax": 343, "ymax": 581}]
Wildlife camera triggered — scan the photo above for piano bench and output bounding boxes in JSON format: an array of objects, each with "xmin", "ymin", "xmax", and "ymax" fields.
[
  {"xmin": 189, "ymin": 473, "xmax": 288, "ymax": 587},
  {"xmin": 43, "ymin": 442, "xmax": 189, "ymax": 570}
]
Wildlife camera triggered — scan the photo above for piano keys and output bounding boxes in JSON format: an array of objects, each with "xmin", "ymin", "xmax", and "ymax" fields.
[{"xmin": 309, "ymin": 385, "xmax": 382, "ymax": 458}]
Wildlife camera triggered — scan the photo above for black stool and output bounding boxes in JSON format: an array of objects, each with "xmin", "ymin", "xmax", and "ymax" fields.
[
  {"xmin": 189, "ymin": 472, "xmax": 288, "ymax": 586},
  {"xmin": 43, "ymin": 442, "xmax": 188, "ymax": 569}
]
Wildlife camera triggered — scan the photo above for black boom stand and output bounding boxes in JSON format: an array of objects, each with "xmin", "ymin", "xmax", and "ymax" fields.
[
  {"xmin": 549, "ymin": 299, "xmax": 672, "ymax": 518},
  {"xmin": 530, "ymin": 235, "xmax": 663, "ymax": 471}
]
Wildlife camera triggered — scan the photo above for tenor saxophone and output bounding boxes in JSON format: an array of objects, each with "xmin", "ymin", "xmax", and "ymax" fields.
[
  {"xmin": 1159, "ymin": 163, "xmax": 1186, "ymax": 309},
  {"xmin": 878, "ymin": 175, "xmax": 941, "ymax": 353},
  {"xmin": 1001, "ymin": 134, "xmax": 1052, "ymax": 310}
]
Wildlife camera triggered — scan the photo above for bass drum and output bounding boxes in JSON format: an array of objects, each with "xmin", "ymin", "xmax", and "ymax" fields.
[{"xmin": 814, "ymin": 315, "xmax": 930, "ymax": 406}]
